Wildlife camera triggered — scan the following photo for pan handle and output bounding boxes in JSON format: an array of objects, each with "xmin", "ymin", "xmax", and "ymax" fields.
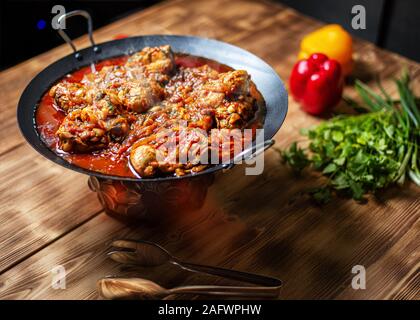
[
  {"xmin": 57, "ymin": 10, "xmax": 99, "ymax": 60},
  {"xmin": 221, "ymin": 139, "xmax": 275, "ymax": 171}
]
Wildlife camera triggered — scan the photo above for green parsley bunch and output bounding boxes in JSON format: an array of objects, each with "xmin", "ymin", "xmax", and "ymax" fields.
[{"xmin": 280, "ymin": 71, "xmax": 420, "ymax": 202}]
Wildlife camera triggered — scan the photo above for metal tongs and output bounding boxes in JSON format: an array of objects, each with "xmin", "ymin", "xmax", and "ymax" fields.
[{"xmin": 99, "ymin": 239, "xmax": 282, "ymax": 299}]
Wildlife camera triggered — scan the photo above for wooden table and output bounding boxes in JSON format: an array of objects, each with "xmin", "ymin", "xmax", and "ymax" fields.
[{"xmin": 0, "ymin": 0, "xmax": 419, "ymax": 300}]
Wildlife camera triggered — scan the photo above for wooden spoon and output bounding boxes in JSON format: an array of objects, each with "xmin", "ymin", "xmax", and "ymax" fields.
[{"xmin": 97, "ymin": 277, "xmax": 280, "ymax": 300}]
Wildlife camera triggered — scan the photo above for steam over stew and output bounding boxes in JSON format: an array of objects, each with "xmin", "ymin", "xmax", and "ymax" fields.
[{"xmin": 36, "ymin": 46, "xmax": 264, "ymax": 178}]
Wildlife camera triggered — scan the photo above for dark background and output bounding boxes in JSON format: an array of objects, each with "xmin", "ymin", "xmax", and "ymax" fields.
[{"xmin": 0, "ymin": 0, "xmax": 419, "ymax": 70}]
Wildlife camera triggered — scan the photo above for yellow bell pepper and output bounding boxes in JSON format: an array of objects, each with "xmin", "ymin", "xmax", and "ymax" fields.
[{"xmin": 298, "ymin": 24, "xmax": 353, "ymax": 76}]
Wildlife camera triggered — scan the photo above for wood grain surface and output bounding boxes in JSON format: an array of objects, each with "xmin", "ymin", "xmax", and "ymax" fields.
[{"xmin": 0, "ymin": 0, "xmax": 418, "ymax": 300}]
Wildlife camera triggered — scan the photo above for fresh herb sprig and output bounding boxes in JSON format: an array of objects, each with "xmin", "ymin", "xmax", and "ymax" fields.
[{"xmin": 280, "ymin": 71, "xmax": 420, "ymax": 202}]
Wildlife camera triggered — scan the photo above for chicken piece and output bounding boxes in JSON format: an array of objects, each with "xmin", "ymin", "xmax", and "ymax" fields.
[
  {"xmin": 215, "ymin": 98, "xmax": 255, "ymax": 129},
  {"xmin": 56, "ymin": 106, "xmax": 109, "ymax": 152},
  {"xmin": 191, "ymin": 65, "xmax": 220, "ymax": 81},
  {"xmin": 196, "ymin": 90, "xmax": 224, "ymax": 107},
  {"xmin": 49, "ymin": 82, "xmax": 95, "ymax": 113},
  {"xmin": 177, "ymin": 126, "xmax": 210, "ymax": 165},
  {"xmin": 107, "ymin": 117, "xmax": 130, "ymax": 140},
  {"xmin": 164, "ymin": 65, "xmax": 220, "ymax": 101},
  {"xmin": 219, "ymin": 70, "xmax": 250, "ymax": 95},
  {"xmin": 129, "ymin": 126, "xmax": 210, "ymax": 177},
  {"xmin": 106, "ymin": 78, "xmax": 165, "ymax": 113},
  {"xmin": 93, "ymin": 96, "xmax": 121, "ymax": 116},
  {"xmin": 204, "ymin": 70, "xmax": 250, "ymax": 96},
  {"xmin": 130, "ymin": 144, "xmax": 160, "ymax": 177},
  {"xmin": 126, "ymin": 45, "xmax": 175, "ymax": 82},
  {"xmin": 84, "ymin": 63, "xmax": 165, "ymax": 113},
  {"xmin": 105, "ymin": 116, "xmax": 131, "ymax": 142},
  {"xmin": 50, "ymin": 66, "xmax": 129, "ymax": 114},
  {"xmin": 194, "ymin": 70, "xmax": 254, "ymax": 129},
  {"xmin": 83, "ymin": 65, "xmax": 128, "ymax": 90},
  {"xmin": 188, "ymin": 70, "xmax": 250, "ymax": 110},
  {"xmin": 56, "ymin": 101, "xmax": 133, "ymax": 152}
]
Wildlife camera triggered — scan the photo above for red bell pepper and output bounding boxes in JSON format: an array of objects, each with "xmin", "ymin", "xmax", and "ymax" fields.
[{"xmin": 289, "ymin": 53, "xmax": 343, "ymax": 115}]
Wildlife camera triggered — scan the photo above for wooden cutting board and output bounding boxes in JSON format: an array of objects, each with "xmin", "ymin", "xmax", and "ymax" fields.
[{"xmin": 0, "ymin": 0, "xmax": 418, "ymax": 300}]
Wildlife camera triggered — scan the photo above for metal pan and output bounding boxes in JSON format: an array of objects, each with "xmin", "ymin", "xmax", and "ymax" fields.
[{"xmin": 16, "ymin": 10, "xmax": 288, "ymax": 220}]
